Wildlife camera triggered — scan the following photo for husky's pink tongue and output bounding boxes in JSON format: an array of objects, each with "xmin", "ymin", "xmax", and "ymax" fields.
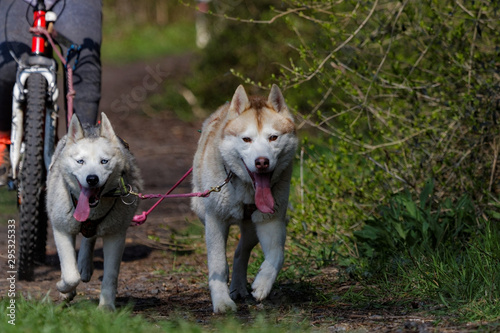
[
  {"xmin": 73, "ymin": 187, "xmax": 95, "ymax": 222},
  {"xmin": 253, "ymin": 173, "xmax": 275, "ymax": 214}
]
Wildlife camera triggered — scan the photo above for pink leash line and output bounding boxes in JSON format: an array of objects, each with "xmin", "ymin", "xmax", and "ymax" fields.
[
  {"xmin": 130, "ymin": 167, "xmax": 233, "ymax": 226},
  {"xmin": 131, "ymin": 167, "xmax": 196, "ymax": 226}
]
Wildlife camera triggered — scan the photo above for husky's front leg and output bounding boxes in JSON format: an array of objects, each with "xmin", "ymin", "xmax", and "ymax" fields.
[
  {"xmin": 205, "ymin": 214, "xmax": 236, "ymax": 313},
  {"xmin": 78, "ymin": 236, "xmax": 97, "ymax": 282},
  {"xmin": 99, "ymin": 232, "xmax": 126, "ymax": 311},
  {"xmin": 230, "ymin": 221, "xmax": 259, "ymax": 300},
  {"xmin": 252, "ymin": 219, "xmax": 286, "ymax": 301},
  {"xmin": 53, "ymin": 229, "xmax": 80, "ymax": 299}
]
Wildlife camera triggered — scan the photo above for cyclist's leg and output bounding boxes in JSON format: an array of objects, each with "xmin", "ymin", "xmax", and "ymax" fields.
[
  {"xmin": 52, "ymin": 0, "xmax": 102, "ymax": 126},
  {"xmin": 0, "ymin": 0, "xmax": 32, "ymax": 111},
  {"xmin": 0, "ymin": 0, "xmax": 32, "ymax": 185}
]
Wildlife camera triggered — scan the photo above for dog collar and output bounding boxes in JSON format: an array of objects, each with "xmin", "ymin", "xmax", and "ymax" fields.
[{"xmin": 102, "ymin": 176, "xmax": 131, "ymax": 197}]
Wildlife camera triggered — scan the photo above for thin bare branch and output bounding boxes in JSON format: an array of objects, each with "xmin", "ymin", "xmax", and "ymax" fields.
[
  {"xmin": 208, "ymin": 6, "xmax": 316, "ymax": 24},
  {"xmin": 363, "ymin": 0, "xmax": 408, "ymax": 106},
  {"xmin": 287, "ymin": 0, "xmax": 380, "ymax": 88}
]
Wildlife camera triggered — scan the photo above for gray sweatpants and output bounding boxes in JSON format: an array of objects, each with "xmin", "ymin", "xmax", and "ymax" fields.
[{"xmin": 0, "ymin": 0, "xmax": 102, "ymax": 130}]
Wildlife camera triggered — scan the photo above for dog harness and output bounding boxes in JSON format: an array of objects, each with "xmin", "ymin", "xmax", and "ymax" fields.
[
  {"xmin": 71, "ymin": 176, "xmax": 131, "ymax": 238},
  {"xmin": 70, "ymin": 194, "xmax": 112, "ymax": 238}
]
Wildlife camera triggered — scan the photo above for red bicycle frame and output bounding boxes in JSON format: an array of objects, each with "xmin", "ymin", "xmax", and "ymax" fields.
[{"xmin": 31, "ymin": 1, "xmax": 48, "ymax": 56}]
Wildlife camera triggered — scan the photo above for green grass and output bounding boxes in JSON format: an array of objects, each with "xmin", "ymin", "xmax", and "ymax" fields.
[
  {"xmin": 147, "ymin": 81, "xmax": 198, "ymax": 122},
  {"xmin": 343, "ymin": 189, "xmax": 500, "ymax": 322},
  {"xmin": 0, "ymin": 296, "xmax": 185, "ymax": 333},
  {"xmin": 102, "ymin": 21, "xmax": 197, "ymax": 64},
  {"xmin": 0, "ymin": 297, "xmax": 310, "ymax": 333},
  {"xmin": 0, "ymin": 187, "xmax": 18, "ymax": 225}
]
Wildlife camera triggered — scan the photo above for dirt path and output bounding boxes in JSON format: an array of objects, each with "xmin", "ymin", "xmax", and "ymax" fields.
[{"xmin": 0, "ymin": 54, "xmax": 478, "ymax": 331}]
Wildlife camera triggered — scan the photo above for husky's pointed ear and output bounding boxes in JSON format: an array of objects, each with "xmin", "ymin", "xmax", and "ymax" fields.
[
  {"xmin": 99, "ymin": 113, "xmax": 118, "ymax": 142},
  {"xmin": 268, "ymin": 84, "xmax": 288, "ymax": 114},
  {"xmin": 67, "ymin": 114, "xmax": 84, "ymax": 143},
  {"xmin": 228, "ymin": 85, "xmax": 250, "ymax": 116}
]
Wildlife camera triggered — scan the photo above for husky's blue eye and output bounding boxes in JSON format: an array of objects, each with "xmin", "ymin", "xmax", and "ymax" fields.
[
  {"xmin": 76, "ymin": 159, "xmax": 84, "ymax": 165},
  {"xmin": 101, "ymin": 159, "xmax": 109, "ymax": 165}
]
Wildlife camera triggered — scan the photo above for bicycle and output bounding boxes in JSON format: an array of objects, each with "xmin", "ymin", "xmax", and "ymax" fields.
[{"xmin": 9, "ymin": 0, "xmax": 76, "ymax": 280}]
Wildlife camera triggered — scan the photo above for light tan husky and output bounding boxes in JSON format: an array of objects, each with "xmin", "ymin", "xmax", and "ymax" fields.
[{"xmin": 191, "ymin": 85, "xmax": 298, "ymax": 313}]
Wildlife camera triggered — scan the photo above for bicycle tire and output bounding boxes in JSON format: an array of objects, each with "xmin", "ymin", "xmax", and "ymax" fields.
[{"xmin": 18, "ymin": 73, "xmax": 48, "ymax": 281}]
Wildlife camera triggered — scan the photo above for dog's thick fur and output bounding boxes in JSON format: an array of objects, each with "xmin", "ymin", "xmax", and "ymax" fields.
[
  {"xmin": 46, "ymin": 113, "xmax": 142, "ymax": 310},
  {"xmin": 191, "ymin": 85, "xmax": 298, "ymax": 313}
]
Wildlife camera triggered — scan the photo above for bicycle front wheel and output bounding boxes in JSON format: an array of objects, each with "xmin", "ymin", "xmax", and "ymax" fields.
[{"xmin": 18, "ymin": 73, "xmax": 48, "ymax": 281}]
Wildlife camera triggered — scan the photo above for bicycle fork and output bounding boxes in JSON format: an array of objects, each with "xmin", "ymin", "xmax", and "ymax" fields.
[
  {"xmin": 10, "ymin": 7, "xmax": 59, "ymax": 180},
  {"xmin": 10, "ymin": 64, "xmax": 59, "ymax": 180}
]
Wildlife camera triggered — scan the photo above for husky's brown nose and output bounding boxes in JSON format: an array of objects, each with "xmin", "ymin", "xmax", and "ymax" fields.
[
  {"xmin": 255, "ymin": 157, "xmax": 270, "ymax": 170},
  {"xmin": 86, "ymin": 174, "xmax": 99, "ymax": 187}
]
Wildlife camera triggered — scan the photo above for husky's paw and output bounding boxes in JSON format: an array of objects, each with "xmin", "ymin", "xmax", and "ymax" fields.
[
  {"xmin": 59, "ymin": 290, "xmax": 76, "ymax": 302},
  {"xmin": 230, "ymin": 284, "xmax": 250, "ymax": 301},
  {"xmin": 56, "ymin": 277, "xmax": 80, "ymax": 294},
  {"xmin": 79, "ymin": 263, "xmax": 94, "ymax": 282},
  {"xmin": 251, "ymin": 275, "xmax": 274, "ymax": 301},
  {"xmin": 98, "ymin": 303, "xmax": 116, "ymax": 312},
  {"xmin": 212, "ymin": 295, "xmax": 237, "ymax": 313}
]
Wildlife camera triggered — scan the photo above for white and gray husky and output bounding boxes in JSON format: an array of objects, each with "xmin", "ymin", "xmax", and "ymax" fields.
[
  {"xmin": 46, "ymin": 113, "xmax": 142, "ymax": 310},
  {"xmin": 191, "ymin": 85, "xmax": 298, "ymax": 313}
]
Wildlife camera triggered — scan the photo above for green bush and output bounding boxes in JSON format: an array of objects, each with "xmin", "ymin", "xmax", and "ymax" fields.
[
  {"xmin": 286, "ymin": 135, "xmax": 387, "ymax": 269},
  {"xmin": 348, "ymin": 181, "xmax": 500, "ymax": 319},
  {"xmin": 277, "ymin": 0, "xmax": 500, "ymax": 202},
  {"xmin": 187, "ymin": 0, "xmax": 500, "ymax": 231},
  {"xmin": 354, "ymin": 179, "xmax": 477, "ymax": 262}
]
